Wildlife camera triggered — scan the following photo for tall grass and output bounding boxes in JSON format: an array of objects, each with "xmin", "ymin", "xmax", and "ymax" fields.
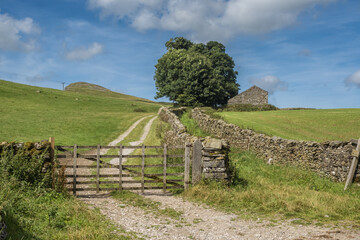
[{"xmin": 183, "ymin": 149, "xmax": 360, "ymax": 226}]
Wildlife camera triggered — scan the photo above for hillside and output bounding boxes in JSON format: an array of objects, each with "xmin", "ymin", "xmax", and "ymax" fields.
[
  {"xmin": 0, "ymin": 80, "xmax": 160, "ymax": 145},
  {"xmin": 217, "ymin": 109, "xmax": 360, "ymax": 142},
  {"xmin": 65, "ymin": 81, "xmax": 154, "ymax": 103}
]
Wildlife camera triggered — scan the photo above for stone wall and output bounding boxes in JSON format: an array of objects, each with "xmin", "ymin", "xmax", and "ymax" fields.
[
  {"xmin": 228, "ymin": 85, "xmax": 268, "ymax": 105},
  {"xmin": 158, "ymin": 107, "xmax": 229, "ymax": 180},
  {"xmin": 191, "ymin": 108, "xmax": 358, "ymax": 182}
]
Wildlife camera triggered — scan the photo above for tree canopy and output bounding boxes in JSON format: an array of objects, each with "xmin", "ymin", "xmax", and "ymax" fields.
[{"xmin": 154, "ymin": 37, "xmax": 239, "ymax": 107}]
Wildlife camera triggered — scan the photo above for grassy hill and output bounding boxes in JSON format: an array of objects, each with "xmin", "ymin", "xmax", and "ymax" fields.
[
  {"xmin": 65, "ymin": 82, "xmax": 154, "ymax": 103},
  {"xmin": 0, "ymin": 80, "xmax": 161, "ymax": 145},
  {"xmin": 217, "ymin": 109, "xmax": 360, "ymax": 142}
]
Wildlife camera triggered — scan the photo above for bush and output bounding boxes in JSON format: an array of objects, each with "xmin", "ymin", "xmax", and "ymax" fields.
[
  {"xmin": 0, "ymin": 142, "xmax": 61, "ymax": 189},
  {"xmin": 224, "ymin": 104, "xmax": 278, "ymax": 112}
]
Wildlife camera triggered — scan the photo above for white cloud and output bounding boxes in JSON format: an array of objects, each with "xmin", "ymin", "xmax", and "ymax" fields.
[
  {"xmin": 344, "ymin": 70, "xmax": 360, "ymax": 88},
  {"xmin": 249, "ymin": 75, "xmax": 288, "ymax": 94},
  {"xmin": 0, "ymin": 13, "xmax": 40, "ymax": 51},
  {"xmin": 88, "ymin": 0, "xmax": 335, "ymax": 42},
  {"xmin": 66, "ymin": 42, "xmax": 104, "ymax": 61}
]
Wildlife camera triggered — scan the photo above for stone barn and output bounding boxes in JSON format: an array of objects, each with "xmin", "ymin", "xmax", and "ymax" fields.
[{"xmin": 228, "ymin": 85, "xmax": 268, "ymax": 105}]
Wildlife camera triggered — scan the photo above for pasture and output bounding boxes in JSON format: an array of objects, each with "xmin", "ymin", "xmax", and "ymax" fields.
[
  {"xmin": 217, "ymin": 109, "xmax": 360, "ymax": 142},
  {"xmin": 0, "ymin": 80, "xmax": 160, "ymax": 145}
]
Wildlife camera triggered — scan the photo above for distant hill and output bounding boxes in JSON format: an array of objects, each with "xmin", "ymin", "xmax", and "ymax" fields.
[
  {"xmin": 65, "ymin": 82, "xmax": 111, "ymax": 92},
  {"xmin": 65, "ymin": 81, "xmax": 154, "ymax": 103}
]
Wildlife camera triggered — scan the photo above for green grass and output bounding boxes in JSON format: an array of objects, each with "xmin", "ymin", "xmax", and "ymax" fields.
[
  {"xmin": 0, "ymin": 80, "xmax": 160, "ymax": 145},
  {"xmin": 217, "ymin": 109, "xmax": 360, "ymax": 142},
  {"xmin": 183, "ymin": 149, "xmax": 360, "ymax": 226},
  {"xmin": 0, "ymin": 177, "xmax": 136, "ymax": 239},
  {"xmin": 180, "ymin": 111, "xmax": 210, "ymax": 137}
]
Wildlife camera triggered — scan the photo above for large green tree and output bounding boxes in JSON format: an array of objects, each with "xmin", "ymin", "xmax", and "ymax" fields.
[{"xmin": 154, "ymin": 37, "xmax": 239, "ymax": 107}]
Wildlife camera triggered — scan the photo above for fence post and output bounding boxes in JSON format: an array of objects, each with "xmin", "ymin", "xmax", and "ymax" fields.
[
  {"xmin": 163, "ymin": 144, "xmax": 167, "ymax": 193},
  {"xmin": 49, "ymin": 137, "xmax": 55, "ymax": 162},
  {"xmin": 192, "ymin": 139, "xmax": 202, "ymax": 185},
  {"xmin": 184, "ymin": 142, "xmax": 190, "ymax": 190},
  {"xmin": 73, "ymin": 144, "xmax": 77, "ymax": 196},
  {"xmin": 141, "ymin": 144, "xmax": 145, "ymax": 194},
  {"xmin": 344, "ymin": 138, "xmax": 360, "ymax": 190},
  {"xmin": 96, "ymin": 145, "xmax": 100, "ymax": 193},
  {"xmin": 119, "ymin": 145, "xmax": 123, "ymax": 191}
]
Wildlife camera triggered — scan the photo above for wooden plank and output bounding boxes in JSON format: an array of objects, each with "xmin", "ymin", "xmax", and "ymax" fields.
[
  {"xmin": 76, "ymin": 154, "xmax": 184, "ymax": 158},
  {"xmin": 344, "ymin": 138, "xmax": 360, "ymax": 190},
  {"xmin": 96, "ymin": 145, "xmax": 100, "ymax": 193},
  {"xmin": 67, "ymin": 185, "xmax": 184, "ymax": 192},
  {"xmin": 73, "ymin": 144, "xmax": 77, "ymax": 196},
  {"xmin": 146, "ymin": 173, "xmax": 184, "ymax": 177},
  {"xmin": 61, "ymin": 163, "xmax": 185, "ymax": 169},
  {"xmin": 57, "ymin": 145, "xmax": 186, "ymax": 149},
  {"xmin": 192, "ymin": 139, "xmax": 202, "ymax": 185},
  {"xmin": 65, "ymin": 173, "xmax": 141, "ymax": 178},
  {"xmin": 141, "ymin": 144, "xmax": 145, "ymax": 194},
  {"xmin": 66, "ymin": 179, "xmax": 183, "ymax": 185},
  {"xmin": 119, "ymin": 145, "xmax": 123, "ymax": 191},
  {"xmin": 184, "ymin": 142, "xmax": 190, "ymax": 190},
  {"xmin": 163, "ymin": 144, "xmax": 167, "ymax": 193}
]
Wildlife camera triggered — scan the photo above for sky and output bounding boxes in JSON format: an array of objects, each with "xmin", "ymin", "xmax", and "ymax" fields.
[{"xmin": 0, "ymin": 0, "xmax": 359, "ymax": 109}]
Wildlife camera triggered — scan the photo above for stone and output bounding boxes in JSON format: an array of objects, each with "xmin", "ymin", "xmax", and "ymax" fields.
[{"xmin": 203, "ymin": 138, "xmax": 222, "ymax": 150}]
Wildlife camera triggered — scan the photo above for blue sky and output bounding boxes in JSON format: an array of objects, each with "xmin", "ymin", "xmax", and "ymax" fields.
[{"xmin": 0, "ymin": 0, "xmax": 359, "ymax": 108}]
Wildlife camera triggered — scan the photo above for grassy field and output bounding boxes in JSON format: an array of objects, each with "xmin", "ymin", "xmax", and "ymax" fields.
[
  {"xmin": 0, "ymin": 179, "xmax": 136, "ymax": 240},
  {"xmin": 217, "ymin": 109, "xmax": 360, "ymax": 142},
  {"xmin": 0, "ymin": 80, "xmax": 160, "ymax": 145},
  {"xmin": 183, "ymin": 149, "xmax": 360, "ymax": 227}
]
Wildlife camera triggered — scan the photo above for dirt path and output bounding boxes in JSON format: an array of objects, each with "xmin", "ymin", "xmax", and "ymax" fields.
[{"xmin": 75, "ymin": 115, "xmax": 359, "ymax": 240}]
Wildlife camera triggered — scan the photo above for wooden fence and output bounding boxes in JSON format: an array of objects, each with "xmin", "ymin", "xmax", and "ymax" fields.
[{"xmin": 54, "ymin": 142, "xmax": 200, "ymax": 195}]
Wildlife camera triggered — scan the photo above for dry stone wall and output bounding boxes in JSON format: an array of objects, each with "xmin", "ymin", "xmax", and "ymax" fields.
[
  {"xmin": 191, "ymin": 108, "xmax": 358, "ymax": 182},
  {"xmin": 158, "ymin": 107, "xmax": 229, "ymax": 180}
]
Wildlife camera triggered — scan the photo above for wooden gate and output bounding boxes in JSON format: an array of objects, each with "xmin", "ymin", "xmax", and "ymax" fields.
[{"xmin": 55, "ymin": 144, "xmax": 193, "ymax": 195}]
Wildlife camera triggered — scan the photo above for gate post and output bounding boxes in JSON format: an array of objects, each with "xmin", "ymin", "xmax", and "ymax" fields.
[
  {"xmin": 184, "ymin": 142, "xmax": 190, "ymax": 189},
  {"xmin": 192, "ymin": 139, "xmax": 202, "ymax": 185},
  {"xmin": 73, "ymin": 144, "xmax": 77, "ymax": 196}
]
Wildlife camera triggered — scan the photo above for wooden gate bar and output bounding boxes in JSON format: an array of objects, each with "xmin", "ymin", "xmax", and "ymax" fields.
[
  {"xmin": 96, "ymin": 145, "xmax": 100, "ymax": 193},
  {"xmin": 119, "ymin": 145, "xmax": 123, "ymax": 191},
  {"xmin": 184, "ymin": 142, "xmax": 190, "ymax": 190},
  {"xmin": 141, "ymin": 144, "xmax": 145, "ymax": 194},
  {"xmin": 73, "ymin": 144, "xmax": 77, "ymax": 195},
  {"xmin": 344, "ymin": 138, "xmax": 360, "ymax": 190},
  {"xmin": 163, "ymin": 144, "xmax": 167, "ymax": 193}
]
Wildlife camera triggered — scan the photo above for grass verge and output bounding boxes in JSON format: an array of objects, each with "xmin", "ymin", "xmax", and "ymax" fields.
[
  {"xmin": 0, "ymin": 177, "xmax": 136, "ymax": 239},
  {"xmin": 182, "ymin": 149, "xmax": 360, "ymax": 227}
]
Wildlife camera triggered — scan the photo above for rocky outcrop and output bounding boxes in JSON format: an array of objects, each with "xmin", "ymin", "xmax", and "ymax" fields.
[{"xmin": 191, "ymin": 108, "xmax": 357, "ymax": 182}]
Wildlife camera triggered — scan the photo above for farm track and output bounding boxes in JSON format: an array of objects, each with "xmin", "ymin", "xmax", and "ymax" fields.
[{"xmin": 64, "ymin": 114, "xmax": 360, "ymax": 240}]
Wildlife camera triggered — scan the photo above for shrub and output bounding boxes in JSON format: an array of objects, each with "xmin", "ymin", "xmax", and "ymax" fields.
[
  {"xmin": 0, "ymin": 142, "xmax": 62, "ymax": 189},
  {"xmin": 224, "ymin": 103, "xmax": 278, "ymax": 112}
]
